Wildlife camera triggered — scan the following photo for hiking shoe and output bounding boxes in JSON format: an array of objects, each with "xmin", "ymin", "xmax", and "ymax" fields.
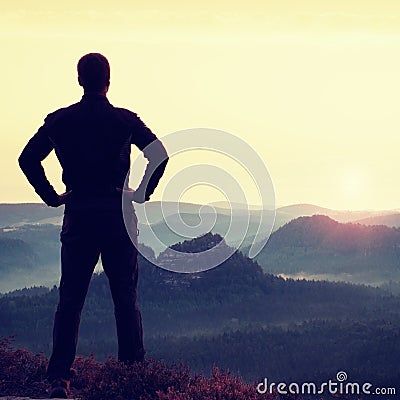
[{"xmin": 49, "ymin": 377, "xmax": 70, "ymax": 398}]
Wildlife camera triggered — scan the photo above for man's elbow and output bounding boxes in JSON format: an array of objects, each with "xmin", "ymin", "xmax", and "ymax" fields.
[
  {"xmin": 145, "ymin": 139, "xmax": 169, "ymax": 165},
  {"xmin": 18, "ymin": 149, "xmax": 40, "ymax": 177},
  {"xmin": 162, "ymin": 150, "xmax": 169, "ymax": 165},
  {"xmin": 158, "ymin": 147, "xmax": 169, "ymax": 173},
  {"xmin": 158, "ymin": 140, "xmax": 169, "ymax": 165},
  {"xmin": 156, "ymin": 138, "xmax": 168, "ymax": 157},
  {"xmin": 18, "ymin": 151, "xmax": 30, "ymax": 173}
]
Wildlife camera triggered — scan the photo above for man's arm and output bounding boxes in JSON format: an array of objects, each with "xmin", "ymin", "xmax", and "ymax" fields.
[
  {"xmin": 130, "ymin": 115, "xmax": 169, "ymax": 203},
  {"xmin": 18, "ymin": 119, "xmax": 63, "ymax": 207}
]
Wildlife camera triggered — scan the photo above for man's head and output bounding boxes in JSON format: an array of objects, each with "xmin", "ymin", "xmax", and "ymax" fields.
[{"xmin": 77, "ymin": 53, "xmax": 110, "ymax": 94}]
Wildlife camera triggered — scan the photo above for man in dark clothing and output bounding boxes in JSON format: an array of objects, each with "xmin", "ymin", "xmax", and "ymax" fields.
[{"xmin": 18, "ymin": 53, "xmax": 168, "ymax": 398}]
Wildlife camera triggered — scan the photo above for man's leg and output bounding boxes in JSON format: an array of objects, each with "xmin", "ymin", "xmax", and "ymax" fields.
[
  {"xmin": 47, "ymin": 213, "xmax": 101, "ymax": 380},
  {"xmin": 100, "ymin": 209, "xmax": 145, "ymax": 363}
]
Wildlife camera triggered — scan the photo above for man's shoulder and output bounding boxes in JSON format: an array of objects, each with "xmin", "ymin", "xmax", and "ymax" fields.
[
  {"xmin": 45, "ymin": 102, "xmax": 81, "ymax": 123},
  {"xmin": 44, "ymin": 100, "xmax": 141, "ymax": 129},
  {"xmin": 112, "ymin": 106, "xmax": 140, "ymax": 124}
]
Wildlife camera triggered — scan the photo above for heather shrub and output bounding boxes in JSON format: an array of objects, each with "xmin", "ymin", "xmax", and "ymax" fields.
[
  {"xmin": 157, "ymin": 368, "xmax": 276, "ymax": 400},
  {"xmin": 0, "ymin": 337, "xmax": 276, "ymax": 399},
  {"xmin": 79, "ymin": 357, "xmax": 191, "ymax": 400},
  {"xmin": 0, "ymin": 337, "xmax": 48, "ymax": 397}
]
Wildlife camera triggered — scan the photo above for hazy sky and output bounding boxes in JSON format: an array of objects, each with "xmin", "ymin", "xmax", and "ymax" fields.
[{"xmin": 1, "ymin": 1, "xmax": 399, "ymax": 210}]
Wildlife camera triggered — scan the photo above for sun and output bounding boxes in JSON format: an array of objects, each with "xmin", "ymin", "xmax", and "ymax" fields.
[{"xmin": 341, "ymin": 169, "xmax": 368, "ymax": 200}]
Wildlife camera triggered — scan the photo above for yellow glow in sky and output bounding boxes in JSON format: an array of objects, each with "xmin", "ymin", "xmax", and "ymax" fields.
[{"xmin": 1, "ymin": 1, "xmax": 399, "ymax": 210}]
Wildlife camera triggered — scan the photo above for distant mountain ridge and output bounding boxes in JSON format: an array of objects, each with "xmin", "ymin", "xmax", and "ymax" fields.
[
  {"xmin": 1, "ymin": 203, "xmax": 400, "ymax": 291},
  {"xmin": 1, "ymin": 202, "xmax": 398, "ymax": 228},
  {"xmin": 353, "ymin": 213, "xmax": 400, "ymax": 228},
  {"xmin": 2, "ymin": 202, "xmax": 399, "ymax": 263},
  {"xmin": 253, "ymin": 215, "xmax": 400, "ymax": 285},
  {"xmin": 276, "ymin": 203, "xmax": 399, "ymax": 224},
  {"xmin": 0, "ymin": 203, "xmax": 64, "ymax": 227}
]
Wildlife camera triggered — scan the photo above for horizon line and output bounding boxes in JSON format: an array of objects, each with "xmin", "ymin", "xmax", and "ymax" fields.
[{"xmin": 0, "ymin": 201, "xmax": 398, "ymax": 213}]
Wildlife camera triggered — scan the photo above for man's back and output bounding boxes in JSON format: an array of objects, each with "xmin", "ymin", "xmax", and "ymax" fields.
[{"xmin": 19, "ymin": 93, "xmax": 166, "ymax": 211}]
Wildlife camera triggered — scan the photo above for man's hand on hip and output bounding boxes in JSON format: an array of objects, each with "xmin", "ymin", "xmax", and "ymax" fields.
[
  {"xmin": 116, "ymin": 187, "xmax": 147, "ymax": 204},
  {"xmin": 47, "ymin": 190, "xmax": 73, "ymax": 208}
]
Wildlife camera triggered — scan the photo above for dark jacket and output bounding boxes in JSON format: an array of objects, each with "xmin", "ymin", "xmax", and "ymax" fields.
[{"xmin": 19, "ymin": 94, "xmax": 168, "ymax": 211}]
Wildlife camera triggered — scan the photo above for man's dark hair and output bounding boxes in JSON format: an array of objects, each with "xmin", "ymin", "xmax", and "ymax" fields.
[{"xmin": 77, "ymin": 53, "xmax": 110, "ymax": 91}]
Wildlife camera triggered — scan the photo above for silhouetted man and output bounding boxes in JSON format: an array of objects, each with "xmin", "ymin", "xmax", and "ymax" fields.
[{"xmin": 18, "ymin": 53, "xmax": 168, "ymax": 398}]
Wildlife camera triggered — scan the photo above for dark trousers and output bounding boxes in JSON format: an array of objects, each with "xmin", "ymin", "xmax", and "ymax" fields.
[{"xmin": 46, "ymin": 205, "xmax": 144, "ymax": 380}]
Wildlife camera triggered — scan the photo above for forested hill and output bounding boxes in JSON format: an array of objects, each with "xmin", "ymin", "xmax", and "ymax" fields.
[
  {"xmin": 0, "ymin": 224, "xmax": 64, "ymax": 292},
  {"xmin": 1, "ymin": 233, "xmax": 400, "ymax": 385},
  {"xmin": 0, "ymin": 237, "xmax": 38, "ymax": 271},
  {"xmin": 267, "ymin": 215, "xmax": 399, "ymax": 249},
  {"xmin": 254, "ymin": 215, "xmax": 400, "ymax": 284},
  {"xmin": 0, "ymin": 203, "xmax": 63, "ymax": 227}
]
